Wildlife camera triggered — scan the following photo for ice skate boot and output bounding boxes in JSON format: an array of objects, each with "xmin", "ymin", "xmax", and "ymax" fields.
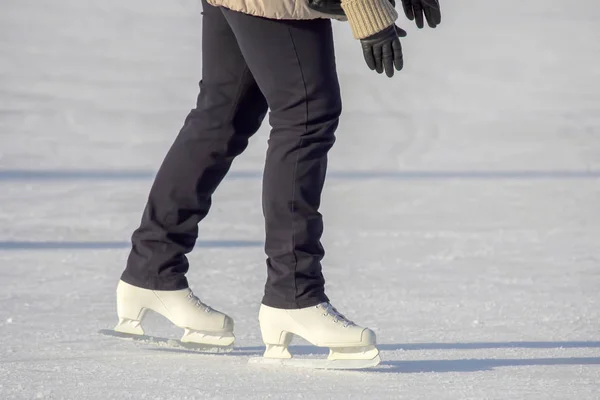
[
  {"xmin": 101, "ymin": 280, "xmax": 234, "ymax": 351},
  {"xmin": 250, "ymin": 302, "xmax": 380, "ymax": 369}
]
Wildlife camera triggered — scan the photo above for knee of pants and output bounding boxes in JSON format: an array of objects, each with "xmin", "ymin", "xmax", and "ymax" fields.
[
  {"xmin": 269, "ymin": 90, "xmax": 342, "ymax": 138},
  {"xmin": 185, "ymin": 80, "xmax": 268, "ymax": 138},
  {"xmin": 315, "ymin": 90, "xmax": 342, "ymax": 123}
]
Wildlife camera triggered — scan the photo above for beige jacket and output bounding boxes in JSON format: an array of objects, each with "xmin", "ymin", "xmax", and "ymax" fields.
[{"xmin": 206, "ymin": 0, "xmax": 398, "ymax": 39}]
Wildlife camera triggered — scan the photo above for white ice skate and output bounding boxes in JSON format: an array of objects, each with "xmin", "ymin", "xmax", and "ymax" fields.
[
  {"xmin": 248, "ymin": 302, "xmax": 381, "ymax": 370},
  {"xmin": 99, "ymin": 280, "xmax": 235, "ymax": 352}
]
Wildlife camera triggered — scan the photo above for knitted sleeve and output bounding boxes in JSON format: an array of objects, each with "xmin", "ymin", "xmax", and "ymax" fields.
[{"xmin": 341, "ymin": 0, "xmax": 398, "ymax": 39}]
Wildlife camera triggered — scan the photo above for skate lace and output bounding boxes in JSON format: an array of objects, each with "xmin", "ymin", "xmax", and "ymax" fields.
[
  {"xmin": 187, "ymin": 291, "xmax": 213, "ymax": 313},
  {"xmin": 316, "ymin": 302, "xmax": 355, "ymax": 328}
]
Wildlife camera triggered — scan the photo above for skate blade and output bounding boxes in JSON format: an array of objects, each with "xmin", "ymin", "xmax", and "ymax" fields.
[
  {"xmin": 98, "ymin": 329, "xmax": 233, "ymax": 353},
  {"xmin": 328, "ymin": 345, "xmax": 379, "ymax": 361},
  {"xmin": 248, "ymin": 354, "xmax": 381, "ymax": 370},
  {"xmin": 181, "ymin": 329, "xmax": 235, "ymax": 347}
]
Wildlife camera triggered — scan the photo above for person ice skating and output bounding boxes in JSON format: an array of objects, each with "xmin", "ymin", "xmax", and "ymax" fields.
[{"xmin": 111, "ymin": 0, "xmax": 441, "ymax": 368}]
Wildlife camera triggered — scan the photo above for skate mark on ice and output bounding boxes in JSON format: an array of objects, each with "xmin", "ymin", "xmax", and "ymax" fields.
[
  {"xmin": 146, "ymin": 345, "xmax": 329, "ymax": 357},
  {"xmin": 146, "ymin": 347, "xmax": 263, "ymax": 357},
  {"xmin": 1, "ymin": 169, "xmax": 600, "ymax": 181},
  {"xmin": 98, "ymin": 329, "xmax": 233, "ymax": 354},
  {"xmin": 0, "ymin": 240, "xmax": 262, "ymax": 250},
  {"xmin": 372, "ymin": 357, "xmax": 600, "ymax": 374},
  {"xmin": 146, "ymin": 344, "xmax": 353, "ymax": 358}
]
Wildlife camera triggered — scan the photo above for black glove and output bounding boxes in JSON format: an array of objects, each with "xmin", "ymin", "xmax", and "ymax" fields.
[
  {"xmin": 401, "ymin": 0, "xmax": 441, "ymax": 29},
  {"xmin": 360, "ymin": 25, "xmax": 407, "ymax": 77}
]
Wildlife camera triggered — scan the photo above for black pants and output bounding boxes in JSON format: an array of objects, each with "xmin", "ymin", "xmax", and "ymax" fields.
[{"xmin": 121, "ymin": 0, "xmax": 342, "ymax": 309}]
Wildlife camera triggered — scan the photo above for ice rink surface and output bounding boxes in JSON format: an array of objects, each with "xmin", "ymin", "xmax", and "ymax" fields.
[{"xmin": 1, "ymin": 0, "xmax": 599, "ymax": 398}]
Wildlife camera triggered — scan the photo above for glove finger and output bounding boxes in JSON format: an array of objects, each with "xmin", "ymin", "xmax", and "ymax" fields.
[
  {"xmin": 382, "ymin": 42, "xmax": 394, "ymax": 77},
  {"xmin": 392, "ymin": 37, "xmax": 404, "ymax": 71},
  {"xmin": 433, "ymin": 8, "xmax": 442, "ymax": 25},
  {"xmin": 423, "ymin": 7, "xmax": 437, "ymax": 28},
  {"xmin": 427, "ymin": 0, "xmax": 441, "ymax": 24},
  {"xmin": 423, "ymin": 0, "xmax": 439, "ymax": 9},
  {"xmin": 413, "ymin": 3, "xmax": 424, "ymax": 29},
  {"xmin": 403, "ymin": 1, "xmax": 414, "ymax": 20},
  {"xmin": 374, "ymin": 45, "xmax": 383, "ymax": 74},
  {"xmin": 395, "ymin": 25, "xmax": 408, "ymax": 37},
  {"xmin": 362, "ymin": 45, "xmax": 376, "ymax": 71}
]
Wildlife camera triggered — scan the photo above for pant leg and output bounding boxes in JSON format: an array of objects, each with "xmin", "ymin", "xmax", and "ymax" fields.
[
  {"xmin": 121, "ymin": 0, "xmax": 268, "ymax": 290},
  {"xmin": 221, "ymin": 10, "xmax": 342, "ymax": 308}
]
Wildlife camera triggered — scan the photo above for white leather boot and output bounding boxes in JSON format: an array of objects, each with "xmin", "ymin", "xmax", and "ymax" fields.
[
  {"xmin": 114, "ymin": 280, "xmax": 234, "ymax": 347},
  {"xmin": 257, "ymin": 302, "xmax": 380, "ymax": 367}
]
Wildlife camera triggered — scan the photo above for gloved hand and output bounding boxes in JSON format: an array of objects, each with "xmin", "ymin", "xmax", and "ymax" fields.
[
  {"xmin": 400, "ymin": 0, "xmax": 441, "ymax": 29},
  {"xmin": 360, "ymin": 25, "xmax": 407, "ymax": 77}
]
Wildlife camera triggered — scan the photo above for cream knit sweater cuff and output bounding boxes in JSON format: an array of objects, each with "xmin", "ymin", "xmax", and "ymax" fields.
[{"xmin": 341, "ymin": 0, "xmax": 398, "ymax": 40}]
